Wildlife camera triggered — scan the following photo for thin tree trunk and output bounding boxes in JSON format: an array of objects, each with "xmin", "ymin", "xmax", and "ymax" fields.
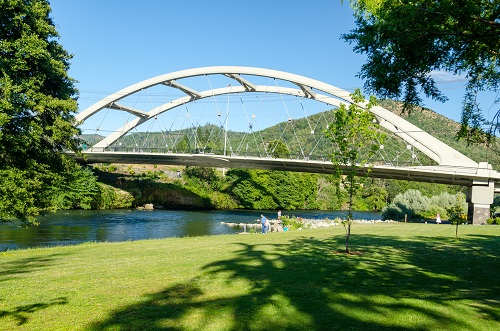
[
  {"xmin": 346, "ymin": 223, "xmax": 351, "ymax": 253},
  {"xmin": 346, "ymin": 181, "xmax": 354, "ymax": 253}
]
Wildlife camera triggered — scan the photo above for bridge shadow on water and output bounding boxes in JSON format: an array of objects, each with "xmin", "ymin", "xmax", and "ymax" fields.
[{"xmin": 87, "ymin": 234, "xmax": 500, "ymax": 331}]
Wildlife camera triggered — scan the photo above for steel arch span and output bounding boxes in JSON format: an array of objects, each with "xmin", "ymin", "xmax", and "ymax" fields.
[
  {"xmin": 75, "ymin": 66, "xmax": 500, "ymax": 225},
  {"xmin": 77, "ymin": 66, "xmax": 476, "ymax": 167}
]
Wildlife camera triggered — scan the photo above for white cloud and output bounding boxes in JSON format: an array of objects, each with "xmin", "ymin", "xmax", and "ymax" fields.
[{"xmin": 428, "ymin": 70, "xmax": 467, "ymax": 83}]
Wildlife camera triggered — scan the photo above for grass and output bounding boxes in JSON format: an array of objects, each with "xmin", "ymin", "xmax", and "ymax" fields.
[{"xmin": 1, "ymin": 223, "xmax": 499, "ymax": 330}]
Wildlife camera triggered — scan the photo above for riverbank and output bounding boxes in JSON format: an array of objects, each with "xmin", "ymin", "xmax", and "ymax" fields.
[
  {"xmin": 1, "ymin": 223, "xmax": 499, "ymax": 331},
  {"xmin": 221, "ymin": 217, "xmax": 398, "ymax": 233},
  {"xmin": 0, "ymin": 209, "xmax": 383, "ymax": 251}
]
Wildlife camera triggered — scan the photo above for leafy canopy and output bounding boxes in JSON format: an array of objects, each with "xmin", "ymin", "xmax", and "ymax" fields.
[
  {"xmin": 343, "ymin": 0, "xmax": 500, "ymax": 143},
  {"xmin": 324, "ymin": 89, "xmax": 385, "ymax": 204},
  {"xmin": 0, "ymin": 0, "xmax": 82, "ymax": 224},
  {"xmin": 324, "ymin": 89, "xmax": 385, "ymax": 252}
]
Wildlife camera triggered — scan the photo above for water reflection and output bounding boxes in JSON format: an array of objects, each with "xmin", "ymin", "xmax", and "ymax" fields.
[{"xmin": 0, "ymin": 209, "xmax": 381, "ymax": 251}]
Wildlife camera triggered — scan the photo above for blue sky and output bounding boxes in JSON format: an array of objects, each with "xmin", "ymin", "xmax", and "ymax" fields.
[{"xmin": 49, "ymin": 0, "xmax": 486, "ymax": 125}]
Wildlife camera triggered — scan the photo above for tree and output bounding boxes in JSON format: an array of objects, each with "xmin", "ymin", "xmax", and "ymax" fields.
[
  {"xmin": 0, "ymin": 0, "xmax": 81, "ymax": 224},
  {"xmin": 446, "ymin": 200, "xmax": 467, "ymax": 239},
  {"xmin": 343, "ymin": 0, "xmax": 500, "ymax": 144},
  {"xmin": 324, "ymin": 89, "xmax": 385, "ymax": 253},
  {"xmin": 268, "ymin": 140, "xmax": 291, "ymax": 158},
  {"xmin": 174, "ymin": 135, "xmax": 191, "ymax": 153},
  {"xmin": 382, "ymin": 189, "xmax": 431, "ymax": 221}
]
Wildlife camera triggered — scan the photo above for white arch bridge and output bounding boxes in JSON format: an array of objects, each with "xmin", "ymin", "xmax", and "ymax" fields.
[{"xmin": 73, "ymin": 66, "xmax": 500, "ymax": 224}]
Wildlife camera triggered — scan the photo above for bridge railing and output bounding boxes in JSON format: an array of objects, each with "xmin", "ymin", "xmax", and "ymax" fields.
[{"xmin": 83, "ymin": 145, "xmax": 432, "ymax": 168}]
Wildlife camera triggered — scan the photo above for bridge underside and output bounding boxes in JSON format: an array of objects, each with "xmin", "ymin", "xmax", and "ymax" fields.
[{"xmin": 73, "ymin": 151, "xmax": 497, "ymax": 188}]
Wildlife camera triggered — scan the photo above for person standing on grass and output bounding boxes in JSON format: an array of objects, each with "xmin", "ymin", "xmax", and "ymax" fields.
[
  {"xmin": 436, "ymin": 213, "xmax": 441, "ymax": 224},
  {"xmin": 277, "ymin": 210, "xmax": 281, "ymax": 221},
  {"xmin": 260, "ymin": 214, "xmax": 269, "ymax": 233}
]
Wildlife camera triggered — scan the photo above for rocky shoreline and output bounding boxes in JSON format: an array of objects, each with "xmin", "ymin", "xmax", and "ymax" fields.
[{"xmin": 222, "ymin": 218, "xmax": 397, "ymax": 232}]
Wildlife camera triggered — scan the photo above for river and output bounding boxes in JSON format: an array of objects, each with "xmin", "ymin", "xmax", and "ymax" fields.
[{"xmin": 0, "ymin": 209, "xmax": 382, "ymax": 251}]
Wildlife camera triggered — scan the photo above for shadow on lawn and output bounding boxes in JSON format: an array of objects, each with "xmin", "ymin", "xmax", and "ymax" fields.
[
  {"xmin": 0, "ymin": 253, "xmax": 69, "ymax": 283},
  {"xmin": 0, "ymin": 297, "xmax": 68, "ymax": 326},
  {"xmin": 0, "ymin": 253, "xmax": 70, "ymax": 325},
  {"xmin": 88, "ymin": 234, "xmax": 500, "ymax": 330}
]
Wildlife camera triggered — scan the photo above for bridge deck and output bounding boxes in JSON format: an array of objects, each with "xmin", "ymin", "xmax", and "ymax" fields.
[{"xmin": 71, "ymin": 151, "xmax": 500, "ymax": 189}]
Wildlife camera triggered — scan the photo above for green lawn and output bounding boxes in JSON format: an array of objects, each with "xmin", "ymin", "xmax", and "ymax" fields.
[{"xmin": 1, "ymin": 223, "xmax": 499, "ymax": 330}]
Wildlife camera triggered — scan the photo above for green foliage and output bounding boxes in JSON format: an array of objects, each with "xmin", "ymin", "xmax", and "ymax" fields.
[
  {"xmin": 383, "ymin": 190, "xmax": 467, "ymax": 221},
  {"xmin": 492, "ymin": 195, "xmax": 500, "ymax": 214},
  {"xmin": 358, "ymin": 178, "xmax": 388, "ymax": 211},
  {"xmin": 268, "ymin": 140, "xmax": 291, "ymax": 158},
  {"xmin": 383, "ymin": 189, "xmax": 430, "ymax": 221},
  {"xmin": 209, "ymin": 192, "xmax": 238, "ymax": 210},
  {"xmin": 226, "ymin": 169, "xmax": 318, "ymax": 210},
  {"xmin": 185, "ymin": 166, "xmax": 219, "ymax": 184},
  {"xmin": 379, "ymin": 100, "xmax": 500, "ymax": 169},
  {"xmin": 174, "ymin": 135, "xmax": 191, "ymax": 153},
  {"xmin": 315, "ymin": 175, "xmax": 344, "ymax": 210},
  {"xmin": 0, "ymin": 168, "xmax": 49, "ymax": 225},
  {"xmin": 280, "ymin": 215, "xmax": 306, "ymax": 230},
  {"xmin": 51, "ymin": 166, "xmax": 100, "ymax": 210},
  {"xmin": 227, "ymin": 169, "xmax": 278, "ymax": 210},
  {"xmin": 324, "ymin": 90, "xmax": 386, "ymax": 216},
  {"xmin": 344, "ymin": 0, "xmax": 500, "ymax": 143},
  {"xmin": 0, "ymin": 0, "xmax": 82, "ymax": 224},
  {"xmin": 93, "ymin": 183, "xmax": 134, "ymax": 209},
  {"xmin": 487, "ymin": 218, "xmax": 500, "ymax": 225},
  {"xmin": 385, "ymin": 178, "xmax": 463, "ymax": 202},
  {"xmin": 446, "ymin": 197, "xmax": 468, "ymax": 239},
  {"xmin": 324, "ymin": 89, "xmax": 386, "ymax": 252}
]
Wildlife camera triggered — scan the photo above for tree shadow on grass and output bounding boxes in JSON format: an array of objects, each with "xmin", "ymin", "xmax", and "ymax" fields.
[
  {"xmin": 0, "ymin": 253, "xmax": 69, "ymax": 283},
  {"xmin": 0, "ymin": 253, "xmax": 70, "ymax": 325},
  {"xmin": 0, "ymin": 297, "xmax": 68, "ymax": 326},
  {"xmin": 88, "ymin": 233, "xmax": 500, "ymax": 330}
]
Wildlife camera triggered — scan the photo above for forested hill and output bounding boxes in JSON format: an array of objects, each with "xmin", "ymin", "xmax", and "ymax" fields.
[{"xmin": 379, "ymin": 100, "xmax": 499, "ymax": 168}]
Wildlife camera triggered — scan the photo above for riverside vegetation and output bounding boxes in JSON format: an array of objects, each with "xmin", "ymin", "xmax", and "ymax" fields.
[{"xmin": 90, "ymin": 163, "xmax": 474, "ymax": 221}]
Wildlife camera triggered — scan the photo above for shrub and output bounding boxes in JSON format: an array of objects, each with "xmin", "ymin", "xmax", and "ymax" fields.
[
  {"xmin": 446, "ymin": 201, "xmax": 467, "ymax": 239},
  {"xmin": 487, "ymin": 217, "xmax": 500, "ymax": 225},
  {"xmin": 281, "ymin": 215, "xmax": 307, "ymax": 230},
  {"xmin": 382, "ymin": 189, "xmax": 430, "ymax": 220},
  {"xmin": 210, "ymin": 192, "xmax": 238, "ymax": 209}
]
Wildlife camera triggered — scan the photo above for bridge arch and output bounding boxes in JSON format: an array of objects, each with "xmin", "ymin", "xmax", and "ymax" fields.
[
  {"xmin": 76, "ymin": 66, "xmax": 500, "ymax": 225},
  {"xmin": 77, "ymin": 66, "xmax": 477, "ymax": 168}
]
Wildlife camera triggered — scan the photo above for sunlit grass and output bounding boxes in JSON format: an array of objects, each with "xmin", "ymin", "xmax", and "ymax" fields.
[{"xmin": 1, "ymin": 223, "xmax": 499, "ymax": 330}]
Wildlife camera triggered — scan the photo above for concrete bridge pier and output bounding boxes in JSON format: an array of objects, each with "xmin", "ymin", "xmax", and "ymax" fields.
[{"xmin": 467, "ymin": 166, "xmax": 495, "ymax": 225}]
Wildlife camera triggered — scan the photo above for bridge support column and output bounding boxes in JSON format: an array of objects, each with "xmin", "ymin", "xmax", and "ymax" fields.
[{"xmin": 466, "ymin": 179, "xmax": 494, "ymax": 225}]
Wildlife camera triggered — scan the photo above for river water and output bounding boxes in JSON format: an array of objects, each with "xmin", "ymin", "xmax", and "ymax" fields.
[{"xmin": 0, "ymin": 209, "xmax": 381, "ymax": 251}]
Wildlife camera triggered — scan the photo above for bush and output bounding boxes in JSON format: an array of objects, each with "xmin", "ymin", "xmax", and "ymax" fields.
[
  {"xmin": 281, "ymin": 215, "xmax": 307, "ymax": 230},
  {"xmin": 382, "ymin": 189, "xmax": 430, "ymax": 220},
  {"xmin": 52, "ymin": 167, "xmax": 100, "ymax": 210},
  {"xmin": 210, "ymin": 192, "xmax": 238, "ymax": 209},
  {"xmin": 487, "ymin": 217, "xmax": 500, "ymax": 225},
  {"xmin": 383, "ymin": 190, "xmax": 467, "ymax": 221}
]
